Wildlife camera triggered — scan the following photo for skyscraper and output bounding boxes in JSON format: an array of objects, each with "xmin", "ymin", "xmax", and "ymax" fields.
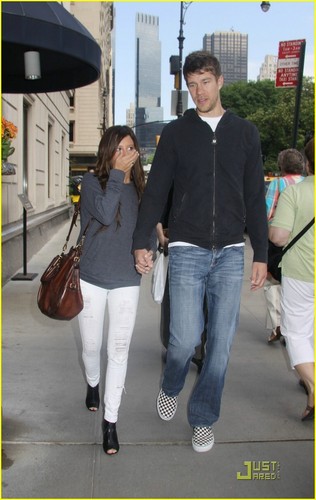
[
  {"xmin": 203, "ymin": 31, "xmax": 248, "ymax": 84},
  {"xmin": 135, "ymin": 12, "xmax": 164, "ymax": 150},
  {"xmin": 257, "ymin": 55, "xmax": 277, "ymax": 81}
]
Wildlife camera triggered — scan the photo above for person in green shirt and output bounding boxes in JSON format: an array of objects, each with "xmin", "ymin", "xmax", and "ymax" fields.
[{"xmin": 269, "ymin": 138, "xmax": 314, "ymax": 421}]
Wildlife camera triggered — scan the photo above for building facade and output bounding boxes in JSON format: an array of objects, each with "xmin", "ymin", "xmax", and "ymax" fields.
[
  {"xmin": 2, "ymin": 88, "xmax": 71, "ymax": 284},
  {"xmin": 257, "ymin": 55, "xmax": 277, "ymax": 81},
  {"xmin": 69, "ymin": 2, "xmax": 114, "ymax": 176},
  {"xmin": 135, "ymin": 12, "xmax": 164, "ymax": 150},
  {"xmin": 203, "ymin": 31, "xmax": 248, "ymax": 84},
  {"xmin": 1, "ymin": 2, "xmax": 113, "ymax": 284},
  {"xmin": 126, "ymin": 103, "xmax": 135, "ymax": 128}
]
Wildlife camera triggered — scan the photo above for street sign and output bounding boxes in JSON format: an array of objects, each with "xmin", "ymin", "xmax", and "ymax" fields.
[
  {"xmin": 18, "ymin": 193, "xmax": 33, "ymax": 211},
  {"xmin": 275, "ymin": 39, "xmax": 305, "ymax": 88}
]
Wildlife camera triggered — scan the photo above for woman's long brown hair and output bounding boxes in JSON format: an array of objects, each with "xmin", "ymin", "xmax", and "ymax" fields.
[{"xmin": 94, "ymin": 125, "xmax": 145, "ymax": 200}]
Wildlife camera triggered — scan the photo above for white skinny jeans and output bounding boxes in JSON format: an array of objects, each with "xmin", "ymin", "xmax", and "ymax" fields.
[{"xmin": 78, "ymin": 279, "xmax": 140, "ymax": 423}]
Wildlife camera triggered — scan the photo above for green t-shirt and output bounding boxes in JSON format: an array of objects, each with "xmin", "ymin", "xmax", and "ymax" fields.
[{"xmin": 271, "ymin": 176, "xmax": 314, "ymax": 283}]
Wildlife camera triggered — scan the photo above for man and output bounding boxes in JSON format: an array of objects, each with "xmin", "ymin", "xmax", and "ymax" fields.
[{"xmin": 133, "ymin": 51, "xmax": 268, "ymax": 453}]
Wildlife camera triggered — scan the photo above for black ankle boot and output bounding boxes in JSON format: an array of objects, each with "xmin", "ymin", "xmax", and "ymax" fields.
[
  {"xmin": 85, "ymin": 384, "xmax": 100, "ymax": 411},
  {"xmin": 103, "ymin": 420, "xmax": 119, "ymax": 455}
]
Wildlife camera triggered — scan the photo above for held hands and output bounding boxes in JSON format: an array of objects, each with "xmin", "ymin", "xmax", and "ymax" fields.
[{"xmin": 134, "ymin": 249, "xmax": 154, "ymax": 275}]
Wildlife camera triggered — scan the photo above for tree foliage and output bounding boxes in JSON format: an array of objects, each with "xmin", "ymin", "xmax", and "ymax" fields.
[{"xmin": 221, "ymin": 77, "xmax": 314, "ymax": 172}]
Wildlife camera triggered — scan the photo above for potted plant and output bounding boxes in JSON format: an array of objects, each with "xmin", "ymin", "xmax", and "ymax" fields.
[{"xmin": 2, "ymin": 117, "xmax": 18, "ymax": 175}]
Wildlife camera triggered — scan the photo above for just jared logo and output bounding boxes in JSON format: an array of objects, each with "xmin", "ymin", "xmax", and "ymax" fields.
[{"xmin": 237, "ymin": 461, "xmax": 280, "ymax": 480}]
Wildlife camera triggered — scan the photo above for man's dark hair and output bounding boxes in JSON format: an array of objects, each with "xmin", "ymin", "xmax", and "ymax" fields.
[{"xmin": 183, "ymin": 51, "xmax": 222, "ymax": 81}]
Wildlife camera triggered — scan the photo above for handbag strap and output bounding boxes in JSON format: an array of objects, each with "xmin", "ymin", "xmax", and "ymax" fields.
[
  {"xmin": 62, "ymin": 201, "xmax": 81, "ymax": 252},
  {"xmin": 77, "ymin": 217, "xmax": 93, "ymax": 249},
  {"xmin": 282, "ymin": 217, "xmax": 314, "ymax": 256},
  {"xmin": 65, "ymin": 201, "xmax": 80, "ymax": 244},
  {"xmin": 63, "ymin": 199, "xmax": 93, "ymax": 252}
]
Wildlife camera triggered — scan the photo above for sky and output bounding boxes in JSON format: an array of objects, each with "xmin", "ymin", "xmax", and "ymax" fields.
[{"xmin": 113, "ymin": 0, "xmax": 314, "ymax": 124}]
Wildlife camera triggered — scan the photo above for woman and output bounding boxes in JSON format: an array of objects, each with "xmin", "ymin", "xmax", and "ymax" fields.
[
  {"xmin": 269, "ymin": 138, "xmax": 314, "ymax": 421},
  {"xmin": 266, "ymin": 148, "xmax": 305, "ymax": 222},
  {"xmin": 77, "ymin": 126, "xmax": 153, "ymax": 455},
  {"xmin": 265, "ymin": 148, "xmax": 305, "ymax": 343}
]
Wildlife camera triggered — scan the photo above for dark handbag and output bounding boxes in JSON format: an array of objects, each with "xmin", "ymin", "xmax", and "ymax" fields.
[
  {"xmin": 37, "ymin": 204, "xmax": 89, "ymax": 320},
  {"xmin": 267, "ymin": 241, "xmax": 283, "ymax": 282},
  {"xmin": 268, "ymin": 217, "xmax": 315, "ymax": 282}
]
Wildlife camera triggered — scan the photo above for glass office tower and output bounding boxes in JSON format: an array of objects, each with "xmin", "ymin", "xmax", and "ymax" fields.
[
  {"xmin": 135, "ymin": 12, "xmax": 164, "ymax": 149},
  {"xmin": 203, "ymin": 31, "xmax": 248, "ymax": 84}
]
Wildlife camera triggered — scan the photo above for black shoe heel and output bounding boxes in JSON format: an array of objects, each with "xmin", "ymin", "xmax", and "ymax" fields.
[
  {"xmin": 103, "ymin": 420, "xmax": 119, "ymax": 455},
  {"xmin": 85, "ymin": 384, "xmax": 100, "ymax": 411}
]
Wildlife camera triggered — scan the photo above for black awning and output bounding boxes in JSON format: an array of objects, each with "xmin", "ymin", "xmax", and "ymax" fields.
[{"xmin": 2, "ymin": 2, "xmax": 102, "ymax": 93}]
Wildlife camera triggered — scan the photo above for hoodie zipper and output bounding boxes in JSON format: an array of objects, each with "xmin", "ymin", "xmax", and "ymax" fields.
[{"xmin": 211, "ymin": 133, "xmax": 217, "ymax": 248}]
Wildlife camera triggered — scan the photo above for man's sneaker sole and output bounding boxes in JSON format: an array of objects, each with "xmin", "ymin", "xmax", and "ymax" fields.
[
  {"xmin": 157, "ymin": 389, "xmax": 178, "ymax": 421},
  {"xmin": 192, "ymin": 426, "xmax": 214, "ymax": 453}
]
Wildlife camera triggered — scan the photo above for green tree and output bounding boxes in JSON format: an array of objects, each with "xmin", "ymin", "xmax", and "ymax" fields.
[
  {"xmin": 221, "ymin": 80, "xmax": 278, "ymax": 118},
  {"xmin": 221, "ymin": 78, "xmax": 314, "ymax": 172}
]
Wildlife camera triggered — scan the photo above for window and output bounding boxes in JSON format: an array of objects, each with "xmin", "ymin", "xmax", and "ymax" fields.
[
  {"xmin": 69, "ymin": 121, "xmax": 74, "ymax": 142},
  {"xmin": 48, "ymin": 121, "xmax": 53, "ymax": 199},
  {"xmin": 69, "ymin": 92, "xmax": 75, "ymax": 108}
]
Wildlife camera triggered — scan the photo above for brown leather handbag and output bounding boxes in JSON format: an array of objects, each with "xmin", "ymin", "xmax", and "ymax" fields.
[{"xmin": 37, "ymin": 204, "xmax": 90, "ymax": 320}]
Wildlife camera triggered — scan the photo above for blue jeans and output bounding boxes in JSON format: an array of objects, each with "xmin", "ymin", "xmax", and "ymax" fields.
[{"xmin": 162, "ymin": 245, "xmax": 244, "ymax": 427}]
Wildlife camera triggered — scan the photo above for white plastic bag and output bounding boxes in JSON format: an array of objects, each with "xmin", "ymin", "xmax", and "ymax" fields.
[{"xmin": 151, "ymin": 251, "xmax": 168, "ymax": 304}]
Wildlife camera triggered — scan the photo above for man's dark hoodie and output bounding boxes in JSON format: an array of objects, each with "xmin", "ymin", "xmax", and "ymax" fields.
[{"xmin": 132, "ymin": 109, "xmax": 268, "ymax": 263}]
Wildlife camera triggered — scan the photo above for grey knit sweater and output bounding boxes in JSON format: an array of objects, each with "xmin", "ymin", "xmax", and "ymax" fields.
[{"xmin": 78, "ymin": 169, "xmax": 146, "ymax": 289}]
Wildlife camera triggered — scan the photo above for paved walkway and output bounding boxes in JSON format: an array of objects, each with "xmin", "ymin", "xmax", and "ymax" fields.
[{"xmin": 2, "ymin": 221, "xmax": 314, "ymax": 498}]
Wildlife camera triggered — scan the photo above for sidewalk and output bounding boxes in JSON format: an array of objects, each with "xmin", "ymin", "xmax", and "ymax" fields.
[{"xmin": 2, "ymin": 221, "xmax": 314, "ymax": 498}]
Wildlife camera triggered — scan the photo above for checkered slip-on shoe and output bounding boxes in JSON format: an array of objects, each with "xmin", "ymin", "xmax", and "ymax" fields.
[
  {"xmin": 156, "ymin": 388, "xmax": 178, "ymax": 421},
  {"xmin": 192, "ymin": 426, "xmax": 214, "ymax": 453}
]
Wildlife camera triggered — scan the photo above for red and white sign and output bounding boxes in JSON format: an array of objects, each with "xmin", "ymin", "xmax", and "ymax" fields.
[{"xmin": 275, "ymin": 39, "xmax": 305, "ymax": 88}]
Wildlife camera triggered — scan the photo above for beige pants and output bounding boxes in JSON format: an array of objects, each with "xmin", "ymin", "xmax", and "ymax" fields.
[{"xmin": 264, "ymin": 277, "xmax": 281, "ymax": 330}]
